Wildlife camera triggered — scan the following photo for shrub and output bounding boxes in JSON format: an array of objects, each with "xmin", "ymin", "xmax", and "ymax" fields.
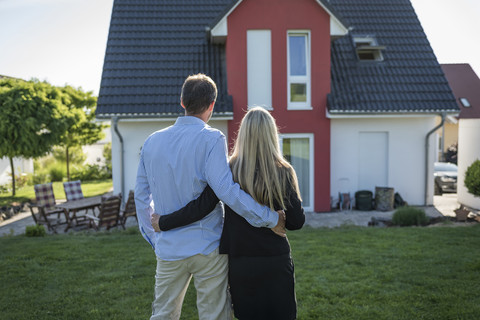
[
  {"xmin": 464, "ymin": 159, "xmax": 480, "ymax": 197},
  {"xmin": 25, "ymin": 225, "xmax": 46, "ymax": 237},
  {"xmin": 71, "ymin": 164, "xmax": 111, "ymax": 181},
  {"xmin": 392, "ymin": 207, "xmax": 429, "ymax": 226},
  {"xmin": 49, "ymin": 167, "xmax": 64, "ymax": 182},
  {"xmin": 0, "ymin": 184, "xmax": 9, "ymax": 194},
  {"xmin": 32, "ymin": 172, "xmax": 48, "ymax": 185},
  {"xmin": 103, "ymin": 142, "xmax": 112, "ymax": 175},
  {"xmin": 15, "ymin": 173, "xmax": 30, "ymax": 188}
]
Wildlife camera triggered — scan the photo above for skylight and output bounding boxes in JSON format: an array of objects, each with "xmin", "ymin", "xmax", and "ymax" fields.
[{"xmin": 460, "ymin": 97, "xmax": 471, "ymax": 107}]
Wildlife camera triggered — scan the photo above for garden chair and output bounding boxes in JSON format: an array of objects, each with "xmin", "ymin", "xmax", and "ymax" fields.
[
  {"xmin": 338, "ymin": 192, "xmax": 352, "ymax": 211},
  {"xmin": 86, "ymin": 194, "xmax": 122, "ymax": 231},
  {"xmin": 63, "ymin": 180, "xmax": 84, "ymax": 201},
  {"xmin": 119, "ymin": 190, "xmax": 137, "ymax": 229},
  {"xmin": 28, "ymin": 183, "xmax": 67, "ymax": 233},
  {"xmin": 63, "ymin": 180, "xmax": 95, "ymax": 217}
]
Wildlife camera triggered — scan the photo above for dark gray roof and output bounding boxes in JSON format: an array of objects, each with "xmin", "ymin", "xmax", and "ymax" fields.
[
  {"xmin": 327, "ymin": 0, "xmax": 458, "ymax": 114},
  {"xmin": 96, "ymin": 0, "xmax": 233, "ymax": 118},
  {"xmin": 96, "ymin": 0, "xmax": 459, "ymax": 118}
]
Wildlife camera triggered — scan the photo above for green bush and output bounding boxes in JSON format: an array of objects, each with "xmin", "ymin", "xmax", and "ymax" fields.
[
  {"xmin": 25, "ymin": 225, "xmax": 46, "ymax": 237},
  {"xmin": 32, "ymin": 172, "xmax": 48, "ymax": 185},
  {"xmin": 392, "ymin": 206, "xmax": 429, "ymax": 226},
  {"xmin": 71, "ymin": 164, "xmax": 111, "ymax": 181},
  {"xmin": 0, "ymin": 184, "xmax": 9, "ymax": 194},
  {"xmin": 49, "ymin": 167, "xmax": 64, "ymax": 182},
  {"xmin": 464, "ymin": 159, "xmax": 480, "ymax": 197}
]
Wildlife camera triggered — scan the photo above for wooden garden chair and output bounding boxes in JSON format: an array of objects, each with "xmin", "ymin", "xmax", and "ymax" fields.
[
  {"xmin": 119, "ymin": 190, "xmax": 137, "ymax": 229},
  {"xmin": 63, "ymin": 180, "xmax": 85, "ymax": 201},
  {"xmin": 63, "ymin": 180, "xmax": 96, "ymax": 218},
  {"xmin": 28, "ymin": 183, "xmax": 67, "ymax": 233},
  {"xmin": 86, "ymin": 194, "xmax": 122, "ymax": 231}
]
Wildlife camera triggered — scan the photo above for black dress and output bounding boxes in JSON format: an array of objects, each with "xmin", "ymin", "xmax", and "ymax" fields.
[{"xmin": 158, "ymin": 184, "xmax": 305, "ymax": 320}]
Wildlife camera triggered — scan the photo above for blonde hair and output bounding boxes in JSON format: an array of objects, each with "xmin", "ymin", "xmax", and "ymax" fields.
[{"xmin": 230, "ymin": 107, "xmax": 301, "ymax": 210}]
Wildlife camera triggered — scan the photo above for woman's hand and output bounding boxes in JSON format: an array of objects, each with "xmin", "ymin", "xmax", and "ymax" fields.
[{"xmin": 151, "ymin": 213, "xmax": 161, "ymax": 232}]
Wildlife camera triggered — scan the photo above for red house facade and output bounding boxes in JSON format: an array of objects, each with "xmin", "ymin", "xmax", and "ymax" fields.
[{"xmin": 212, "ymin": 0, "xmax": 347, "ymax": 211}]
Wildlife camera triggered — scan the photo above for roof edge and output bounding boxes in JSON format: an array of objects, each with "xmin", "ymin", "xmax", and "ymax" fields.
[{"xmin": 96, "ymin": 112, "xmax": 234, "ymax": 120}]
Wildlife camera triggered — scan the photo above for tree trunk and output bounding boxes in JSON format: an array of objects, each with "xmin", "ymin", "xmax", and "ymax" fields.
[
  {"xmin": 9, "ymin": 156, "xmax": 15, "ymax": 196},
  {"xmin": 66, "ymin": 146, "xmax": 70, "ymax": 181}
]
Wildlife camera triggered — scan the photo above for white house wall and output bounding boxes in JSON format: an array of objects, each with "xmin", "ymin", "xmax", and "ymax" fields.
[
  {"xmin": 331, "ymin": 116, "xmax": 437, "ymax": 206},
  {"xmin": 457, "ymin": 119, "xmax": 480, "ymax": 210},
  {"xmin": 0, "ymin": 157, "xmax": 34, "ymax": 186},
  {"xmin": 111, "ymin": 119, "xmax": 229, "ymax": 198}
]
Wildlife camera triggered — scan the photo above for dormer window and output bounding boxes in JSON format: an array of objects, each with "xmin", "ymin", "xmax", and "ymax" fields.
[{"xmin": 353, "ymin": 37, "xmax": 385, "ymax": 61}]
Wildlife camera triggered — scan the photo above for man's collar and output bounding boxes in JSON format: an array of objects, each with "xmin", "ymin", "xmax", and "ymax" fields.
[{"xmin": 175, "ymin": 115, "xmax": 206, "ymax": 125}]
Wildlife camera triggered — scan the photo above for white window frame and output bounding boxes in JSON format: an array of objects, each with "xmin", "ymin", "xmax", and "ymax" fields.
[
  {"xmin": 287, "ymin": 31, "xmax": 312, "ymax": 110},
  {"xmin": 279, "ymin": 133, "xmax": 314, "ymax": 211}
]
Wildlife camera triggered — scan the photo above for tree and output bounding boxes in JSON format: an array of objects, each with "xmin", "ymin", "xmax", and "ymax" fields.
[
  {"xmin": 0, "ymin": 79, "xmax": 73, "ymax": 195},
  {"xmin": 57, "ymin": 85, "xmax": 106, "ymax": 181}
]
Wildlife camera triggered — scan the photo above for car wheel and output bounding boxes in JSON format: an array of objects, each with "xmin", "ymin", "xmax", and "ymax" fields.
[{"xmin": 434, "ymin": 182, "xmax": 442, "ymax": 195}]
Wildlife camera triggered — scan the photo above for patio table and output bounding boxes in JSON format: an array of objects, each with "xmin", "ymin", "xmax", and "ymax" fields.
[{"xmin": 56, "ymin": 195, "xmax": 103, "ymax": 231}]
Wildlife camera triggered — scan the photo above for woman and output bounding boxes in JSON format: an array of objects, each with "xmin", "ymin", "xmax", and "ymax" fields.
[{"xmin": 158, "ymin": 107, "xmax": 305, "ymax": 319}]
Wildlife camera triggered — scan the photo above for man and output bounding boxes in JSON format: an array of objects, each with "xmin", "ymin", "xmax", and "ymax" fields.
[{"xmin": 135, "ymin": 73, "xmax": 285, "ymax": 320}]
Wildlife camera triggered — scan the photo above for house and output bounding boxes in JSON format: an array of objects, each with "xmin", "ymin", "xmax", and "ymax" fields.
[
  {"xmin": 96, "ymin": 0, "xmax": 458, "ymax": 212},
  {"xmin": 441, "ymin": 64, "xmax": 480, "ymax": 210}
]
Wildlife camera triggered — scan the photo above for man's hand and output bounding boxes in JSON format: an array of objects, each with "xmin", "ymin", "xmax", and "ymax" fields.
[
  {"xmin": 271, "ymin": 210, "xmax": 286, "ymax": 237},
  {"xmin": 151, "ymin": 213, "xmax": 161, "ymax": 232}
]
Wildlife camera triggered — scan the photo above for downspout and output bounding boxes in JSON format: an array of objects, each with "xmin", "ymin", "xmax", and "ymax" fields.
[
  {"xmin": 113, "ymin": 116, "xmax": 125, "ymax": 197},
  {"xmin": 425, "ymin": 113, "xmax": 445, "ymax": 205}
]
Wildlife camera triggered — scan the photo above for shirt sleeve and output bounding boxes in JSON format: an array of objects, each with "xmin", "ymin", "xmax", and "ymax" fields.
[
  {"xmin": 158, "ymin": 185, "xmax": 219, "ymax": 231},
  {"xmin": 204, "ymin": 135, "xmax": 279, "ymax": 228},
  {"xmin": 134, "ymin": 149, "xmax": 156, "ymax": 250}
]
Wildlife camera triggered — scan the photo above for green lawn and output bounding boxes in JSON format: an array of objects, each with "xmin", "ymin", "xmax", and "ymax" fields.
[
  {"xmin": 0, "ymin": 180, "xmax": 113, "ymax": 207},
  {"xmin": 1, "ymin": 225, "xmax": 479, "ymax": 319}
]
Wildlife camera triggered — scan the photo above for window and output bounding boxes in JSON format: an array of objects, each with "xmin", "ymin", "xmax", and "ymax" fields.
[
  {"xmin": 247, "ymin": 30, "xmax": 272, "ymax": 109},
  {"xmin": 280, "ymin": 134, "xmax": 314, "ymax": 211},
  {"xmin": 459, "ymin": 97, "xmax": 471, "ymax": 107},
  {"xmin": 353, "ymin": 37, "xmax": 384, "ymax": 61},
  {"xmin": 287, "ymin": 31, "xmax": 311, "ymax": 109}
]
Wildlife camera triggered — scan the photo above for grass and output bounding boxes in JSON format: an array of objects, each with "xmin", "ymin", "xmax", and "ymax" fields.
[
  {"xmin": 0, "ymin": 180, "xmax": 113, "ymax": 207},
  {"xmin": 1, "ymin": 225, "xmax": 479, "ymax": 319}
]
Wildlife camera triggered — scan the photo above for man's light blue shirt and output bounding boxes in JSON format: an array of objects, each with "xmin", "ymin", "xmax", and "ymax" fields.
[{"xmin": 135, "ymin": 116, "xmax": 278, "ymax": 261}]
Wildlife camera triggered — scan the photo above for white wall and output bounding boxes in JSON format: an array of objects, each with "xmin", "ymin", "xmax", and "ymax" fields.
[
  {"xmin": 0, "ymin": 157, "xmax": 34, "ymax": 185},
  {"xmin": 457, "ymin": 119, "xmax": 480, "ymax": 210},
  {"xmin": 331, "ymin": 116, "xmax": 437, "ymax": 206},
  {"xmin": 110, "ymin": 118, "xmax": 229, "ymax": 197}
]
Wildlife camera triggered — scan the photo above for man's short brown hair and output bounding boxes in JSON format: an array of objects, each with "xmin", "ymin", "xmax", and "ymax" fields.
[{"xmin": 180, "ymin": 74, "xmax": 217, "ymax": 115}]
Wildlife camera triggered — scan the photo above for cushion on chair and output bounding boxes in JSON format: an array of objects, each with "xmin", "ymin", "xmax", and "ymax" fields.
[
  {"xmin": 34, "ymin": 183, "xmax": 57, "ymax": 210},
  {"xmin": 63, "ymin": 180, "xmax": 84, "ymax": 201}
]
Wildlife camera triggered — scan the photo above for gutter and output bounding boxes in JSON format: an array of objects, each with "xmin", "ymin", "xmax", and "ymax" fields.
[
  {"xmin": 425, "ymin": 113, "xmax": 445, "ymax": 205},
  {"xmin": 112, "ymin": 116, "xmax": 125, "ymax": 198}
]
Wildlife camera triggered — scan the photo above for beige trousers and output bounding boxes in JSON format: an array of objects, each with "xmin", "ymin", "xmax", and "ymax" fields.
[{"xmin": 150, "ymin": 248, "xmax": 232, "ymax": 320}]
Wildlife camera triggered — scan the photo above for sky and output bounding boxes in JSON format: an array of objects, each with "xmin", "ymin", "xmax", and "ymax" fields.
[{"xmin": 0, "ymin": 0, "xmax": 479, "ymax": 96}]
